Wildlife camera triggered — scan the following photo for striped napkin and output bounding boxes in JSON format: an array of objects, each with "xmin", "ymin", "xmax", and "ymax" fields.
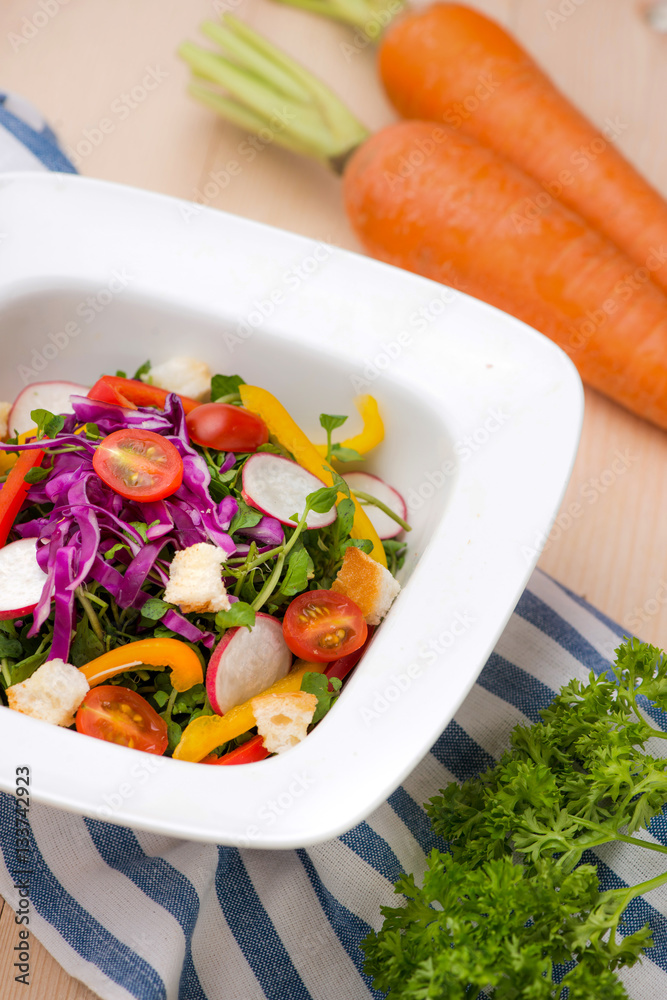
[{"xmin": 1, "ymin": 96, "xmax": 666, "ymax": 1000}]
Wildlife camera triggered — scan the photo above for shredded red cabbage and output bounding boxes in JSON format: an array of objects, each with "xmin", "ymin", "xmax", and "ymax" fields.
[{"xmin": 4, "ymin": 394, "xmax": 278, "ymax": 661}]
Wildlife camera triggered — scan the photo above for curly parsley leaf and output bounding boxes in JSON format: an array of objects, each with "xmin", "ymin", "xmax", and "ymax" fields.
[{"xmin": 363, "ymin": 638, "xmax": 667, "ymax": 998}]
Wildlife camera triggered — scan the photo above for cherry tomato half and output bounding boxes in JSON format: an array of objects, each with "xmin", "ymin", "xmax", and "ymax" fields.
[
  {"xmin": 186, "ymin": 403, "xmax": 268, "ymax": 452},
  {"xmin": 282, "ymin": 590, "xmax": 368, "ymax": 662},
  {"xmin": 75, "ymin": 685, "xmax": 168, "ymax": 754},
  {"xmin": 93, "ymin": 428, "xmax": 183, "ymax": 502}
]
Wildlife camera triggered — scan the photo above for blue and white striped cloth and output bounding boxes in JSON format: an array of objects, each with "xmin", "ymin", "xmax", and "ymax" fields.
[
  {"xmin": 1, "ymin": 96, "xmax": 666, "ymax": 1000},
  {"xmin": 1, "ymin": 569, "xmax": 667, "ymax": 999},
  {"xmin": 0, "ymin": 92, "xmax": 76, "ymax": 174}
]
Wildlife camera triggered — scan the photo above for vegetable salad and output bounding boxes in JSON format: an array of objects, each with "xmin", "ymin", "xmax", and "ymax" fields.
[{"xmin": 0, "ymin": 360, "xmax": 407, "ymax": 764}]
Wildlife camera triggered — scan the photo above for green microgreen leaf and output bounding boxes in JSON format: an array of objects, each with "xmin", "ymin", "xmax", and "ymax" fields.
[
  {"xmin": 173, "ymin": 683, "xmax": 207, "ymax": 716},
  {"xmin": 0, "ymin": 635, "xmax": 23, "ymax": 660},
  {"xmin": 140, "ymin": 598, "xmax": 173, "ymax": 621},
  {"xmin": 330, "ymin": 444, "xmax": 363, "ymax": 463},
  {"xmin": 342, "ymin": 538, "xmax": 373, "ymax": 555},
  {"xmin": 211, "ymin": 373, "xmax": 245, "ymax": 402},
  {"xmin": 164, "ymin": 719, "xmax": 183, "ymax": 756},
  {"xmin": 85, "ymin": 422, "xmax": 101, "ymax": 440},
  {"xmin": 319, "ymin": 413, "xmax": 347, "ymax": 434},
  {"xmin": 305, "ymin": 485, "xmax": 339, "ymax": 514},
  {"xmin": 69, "ymin": 614, "xmax": 106, "ymax": 667},
  {"xmin": 215, "ymin": 602, "xmax": 256, "ymax": 631},
  {"xmin": 23, "ymin": 466, "xmax": 50, "ymax": 484},
  {"xmin": 30, "ymin": 408, "xmax": 65, "ymax": 440},
  {"xmin": 280, "ymin": 545, "xmax": 313, "ymax": 598},
  {"xmin": 8, "ymin": 648, "xmax": 49, "ymax": 686},
  {"xmin": 300, "ymin": 671, "xmax": 342, "ymax": 724},
  {"xmin": 104, "ymin": 542, "xmax": 130, "ymax": 561},
  {"xmin": 129, "ymin": 520, "xmax": 160, "ymax": 543},
  {"xmin": 256, "ymin": 441, "xmax": 288, "ymax": 456},
  {"xmin": 336, "ymin": 497, "xmax": 355, "ymax": 537},
  {"xmin": 152, "ymin": 690, "xmax": 169, "ymax": 708},
  {"xmin": 229, "ymin": 499, "xmax": 262, "ymax": 534},
  {"xmin": 133, "ymin": 360, "xmax": 151, "ymax": 380}
]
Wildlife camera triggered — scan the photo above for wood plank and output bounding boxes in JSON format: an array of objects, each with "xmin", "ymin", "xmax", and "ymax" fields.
[{"xmin": 0, "ymin": 897, "xmax": 98, "ymax": 999}]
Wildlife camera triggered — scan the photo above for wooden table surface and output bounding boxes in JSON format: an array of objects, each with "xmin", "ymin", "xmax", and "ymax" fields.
[{"xmin": 0, "ymin": 0, "xmax": 666, "ymax": 995}]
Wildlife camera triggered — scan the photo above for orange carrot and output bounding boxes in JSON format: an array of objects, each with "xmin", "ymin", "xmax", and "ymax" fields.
[
  {"xmin": 179, "ymin": 17, "xmax": 667, "ymax": 431},
  {"xmin": 378, "ymin": 4, "xmax": 667, "ymax": 293},
  {"xmin": 343, "ymin": 121, "xmax": 667, "ymax": 429}
]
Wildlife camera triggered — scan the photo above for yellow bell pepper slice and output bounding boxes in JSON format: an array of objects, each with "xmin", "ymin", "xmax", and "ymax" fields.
[
  {"xmin": 173, "ymin": 660, "xmax": 326, "ymax": 762},
  {"xmin": 80, "ymin": 638, "xmax": 203, "ymax": 693},
  {"xmin": 314, "ymin": 395, "xmax": 384, "ymax": 458},
  {"xmin": 239, "ymin": 384, "xmax": 386, "ymax": 566},
  {"xmin": 0, "ymin": 427, "xmax": 39, "ymax": 477}
]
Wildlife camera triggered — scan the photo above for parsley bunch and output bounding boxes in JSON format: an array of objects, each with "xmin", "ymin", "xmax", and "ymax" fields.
[{"xmin": 362, "ymin": 638, "xmax": 667, "ymax": 998}]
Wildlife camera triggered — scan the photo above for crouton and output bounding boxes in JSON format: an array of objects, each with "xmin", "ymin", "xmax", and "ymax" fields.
[
  {"xmin": 164, "ymin": 542, "xmax": 231, "ymax": 614},
  {"xmin": 331, "ymin": 545, "xmax": 401, "ymax": 625},
  {"xmin": 146, "ymin": 357, "xmax": 211, "ymax": 401},
  {"xmin": 0, "ymin": 401, "xmax": 11, "ymax": 441},
  {"xmin": 7, "ymin": 659, "xmax": 89, "ymax": 728},
  {"xmin": 251, "ymin": 691, "xmax": 318, "ymax": 754}
]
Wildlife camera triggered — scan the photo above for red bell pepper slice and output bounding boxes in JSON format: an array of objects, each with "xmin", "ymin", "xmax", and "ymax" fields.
[
  {"xmin": 0, "ymin": 449, "xmax": 45, "ymax": 547},
  {"xmin": 87, "ymin": 375, "xmax": 200, "ymax": 415},
  {"xmin": 202, "ymin": 734, "xmax": 270, "ymax": 766}
]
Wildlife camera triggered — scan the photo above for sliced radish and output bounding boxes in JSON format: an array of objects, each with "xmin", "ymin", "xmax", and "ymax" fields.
[
  {"xmin": 8, "ymin": 381, "xmax": 89, "ymax": 437},
  {"xmin": 242, "ymin": 453, "xmax": 336, "ymax": 530},
  {"xmin": 206, "ymin": 612, "xmax": 292, "ymax": 715},
  {"xmin": 343, "ymin": 472, "xmax": 408, "ymax": 539},
  {"xmin": 0, "ymin": 538, "xmax": 48, "ymax": 620}
]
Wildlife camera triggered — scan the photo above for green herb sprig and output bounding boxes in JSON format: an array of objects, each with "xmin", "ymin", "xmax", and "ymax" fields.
[{"xmin": 362, "ymin": 638, "xmax": 667, "ymax": 998}]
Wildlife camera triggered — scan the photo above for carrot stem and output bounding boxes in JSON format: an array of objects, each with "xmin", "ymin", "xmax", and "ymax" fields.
[
  {"xmin": 269, "ymin": 0, "xmax": 404, "ymax": 35},
  {"xmin": 179, "ymin": 14, "xmax": 369, "ymax": 166}
]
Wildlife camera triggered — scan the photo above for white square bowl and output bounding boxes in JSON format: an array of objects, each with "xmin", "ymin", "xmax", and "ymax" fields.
[{"xmin": 0, "ymin": 173, "xmax": 583, "ymax": 848}]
